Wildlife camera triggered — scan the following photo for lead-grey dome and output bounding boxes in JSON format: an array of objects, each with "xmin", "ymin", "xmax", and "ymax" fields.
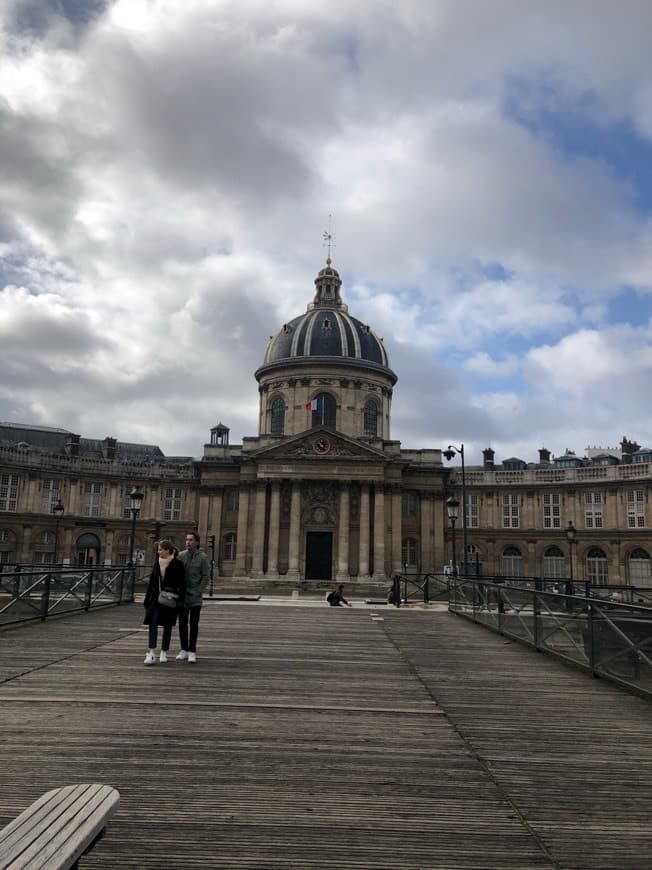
[{"xmin": 261, "ymin": 259, "xmax": 391, "ymax": 370}]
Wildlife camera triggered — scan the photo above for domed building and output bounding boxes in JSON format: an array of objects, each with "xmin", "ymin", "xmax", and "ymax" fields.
[{"xmin": 199, "ymin": 257, "xmax": 448, "ymax": 583}]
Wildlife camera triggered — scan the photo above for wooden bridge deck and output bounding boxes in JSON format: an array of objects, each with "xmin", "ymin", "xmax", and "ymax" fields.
[{"xmin": 0, "ymin": 601, "xmax": 651, "ymax": 869}]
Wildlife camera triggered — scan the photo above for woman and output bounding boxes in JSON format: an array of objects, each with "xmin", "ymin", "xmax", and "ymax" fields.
[{"xmin": 143, "ymin": 539, "xmax": 185, "ymax": 665}]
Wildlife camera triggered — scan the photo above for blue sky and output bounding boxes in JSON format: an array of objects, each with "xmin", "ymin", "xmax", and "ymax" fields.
[{"xmin": 1, "ymin": 0, "xmax": 652, "ymax": 463}]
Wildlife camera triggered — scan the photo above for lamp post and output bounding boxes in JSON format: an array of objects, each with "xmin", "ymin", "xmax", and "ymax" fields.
[
  {"xmin": 52, "ymin": 498, "xmax": 64, "ymax": 565},
  {"xmin": 443, "ymin": 444, "xmax": 467, "ymax": 575},
  {"xmin": 446, "ymin": 495, "xmax": 460, "ymax": 577},
  {"xmin": 566, "ymin": 520, "xmax": 576, "ymax": 589},
  {"xmin": 127, "ymin": 487, "xmax": 145, "ymax": 568}
]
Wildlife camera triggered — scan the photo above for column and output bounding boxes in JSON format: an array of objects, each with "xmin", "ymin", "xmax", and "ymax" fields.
[
  {"xmin": 198, "ymin": 493, "xmax": 210, "ymax": 543},
  {"xmin": 210, "ymin": 488, "xmax": 223, "ymax": 573},
  {"xmin": 420, "ymin": 491, "xmax": 434, "ymax": 573},
  {"xmin": 251, "ymin": 481, "xmax": 268, "ymax": 578},
  {"xmin": 391, "ymin": 485, "xmax": 402, "ymax": 576},
  {"xmin": 266, "ymin": 481, "xmax": 281, "ymax": 578},
  {"xmin": 233, "ymin": 483, "xmax": 251, "ymax": 577},
  {"xmin": 358, "ymin": 483, "xmax": 370, "ymax": 578},
  {"xmin": 336, "ymin": 483, "xmax": 350, "ymax": 582},
  {"xmin": 372, "ymin": 484, "xmax": 386, "ymax": 582},
  {"xmin": 286, "ymin": 481, "xmax": 301, "ymax": 580}
]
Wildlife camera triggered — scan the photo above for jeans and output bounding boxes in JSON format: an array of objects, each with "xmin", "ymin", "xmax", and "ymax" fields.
[
  {"xmin": 178, "ymin": 605, "xmax": 202, "ymax": 653},
  {"xmin": 148, "ymin": 610, "xmax": 173, "ymax": 651}
]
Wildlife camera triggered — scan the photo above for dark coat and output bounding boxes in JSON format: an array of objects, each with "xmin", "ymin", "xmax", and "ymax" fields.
[{"xmin": 143, "ymin": 557, "xmax": 186, "ymax": 628}]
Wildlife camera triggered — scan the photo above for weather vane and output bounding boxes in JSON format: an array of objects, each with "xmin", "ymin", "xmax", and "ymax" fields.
[{"xmin": 322, "ymin": 214, "xmax": 335, "ymax": 264}]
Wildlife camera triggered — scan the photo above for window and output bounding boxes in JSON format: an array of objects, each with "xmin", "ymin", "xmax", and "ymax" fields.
[
  {"xmin": 502, "ymin": 494, "xmax": 520, "ymax": 528},
  {"xmin": 270, "ymin": 397, "xmax": 285, "ymax": 436},
  {"xmin": 586, "ymin": 547, "xmax": 608, "ymax": 583},
  {"xmin": 33, "ymin": 552, "xmax": 54, "ymax": 565},
  {"xmin": 222, "ymin": 532, "xmax": 237, "ymax": 561},
  {"xmin": 501, "ymin": 546, "xmax": 523, "ymax": 577},
  {"xmin": 543, "ymin": 493, "xmax": 561, "ymax": 529},
  {"xmin": 81, "ymin": 482, "xmax": 102, "ymax": 518},
  {"xmin": 626, "ymin": 490, "xmax": 646, "ymax": 528},
  {"xmin": 0, "ymin": 551, "xmax": 10, "ymax": 565},
  {"xmin": 629, "ymin": 548, "xmax": 652, "ymax": 587},
  {"xmin": 467, "ymin": 494, "xmax": 479, "ymax": 528},
  {"xmin": 40, "ymin": 478, "xmax": 62, "ymax": 514},
  {"xmin": 584, "ymin": 492, "xmax": 603, "ymax": 528},
  {"xmin": 311, "ymin": 392, "xmax": 336, "ymax": 429},
  {"xmin": 401, "ymin": 537, "xmax": 418, "ymax": 568},
  {"xmin": 163, "ymin": 487, "xmax": 182, "ymax": 521},
  {"xmin": 363, "ymin": 400, "xmax": 378, "ymax": 437},
  {"xmin": 40, "ymin": 530, "xmax": 54, "ymax": 544},
  {"xmin": 226, "ymin": 489, "xmax": 239, "ymax": 512},
  {"xmin": 543, "ymin": 546, "xmax": 565, "ymax": 579},
  {"xmin": 402, "ymin": 492, "xmax": 417, "ymax": 517},
  {"xmin": 0, "ymin": 529, "xmax": 12, "ymax": 543},
  {"xmin": 0, "ymin": 474, "xmax": 19, "ymax": 512}
]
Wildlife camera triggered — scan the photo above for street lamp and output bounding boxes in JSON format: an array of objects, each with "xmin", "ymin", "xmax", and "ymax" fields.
[
  {"xmin": 52, "ymin": 498, "xmax": 64, "ymax": 565},
  {"xmin": 566, "ymin": 520, "xmax": 577, "ymax": 587},
  {"xmin": 446, "ymin": 495, "xmax": 460, "ymax": 577},
  {"xmin": 443, "ymin": 444, "xmax": 467, "ymax": 575},
  {"xmin": 127, "ymin": 486, "xmax": 145, "ymax": 568}
]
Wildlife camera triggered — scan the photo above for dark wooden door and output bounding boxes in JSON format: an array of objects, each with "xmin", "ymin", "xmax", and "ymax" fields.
[{"xmin": 305, "ymin": 532, "xmax": 332, "ymax": 580}]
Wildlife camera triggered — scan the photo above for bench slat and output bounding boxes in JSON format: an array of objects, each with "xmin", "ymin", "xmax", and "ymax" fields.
[{"xmin": 0, "ymin": 784, "xmax": 119, "ymax": 870}]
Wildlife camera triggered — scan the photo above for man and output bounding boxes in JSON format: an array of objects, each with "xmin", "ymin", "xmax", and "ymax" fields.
[
  {"xmin": 327, "ymin": 584, "xmax": 352, "ymax": 607},
  {"xmin": 176, "ymin": 532, "xmax": 210, "ymax": 663}
]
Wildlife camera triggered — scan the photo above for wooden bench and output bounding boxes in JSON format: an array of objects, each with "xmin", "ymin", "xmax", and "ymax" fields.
[{"xmin": 0, "ymin": 783, "xmax": 119, "ymax": 869}]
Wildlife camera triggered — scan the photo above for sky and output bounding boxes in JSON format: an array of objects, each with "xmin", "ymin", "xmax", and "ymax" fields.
[{"xmin": 2, "ymin": 0, "xmax": 652, "ymax": 465}]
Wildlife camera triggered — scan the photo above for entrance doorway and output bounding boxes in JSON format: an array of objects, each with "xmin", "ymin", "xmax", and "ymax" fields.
[{"xmin": 305, "ymin": 532, "xmax": 333, "ymax": 580}]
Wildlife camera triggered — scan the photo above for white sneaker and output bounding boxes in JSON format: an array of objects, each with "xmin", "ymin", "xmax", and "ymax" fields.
[
  {"xmin": 159, "ymin": 651, "xmax": 168, "ymax": 663},
  {"xmin": 176, "ymin": 650, "xmax": 188, "ymax": 661},
  {"xmin": 188, "ymin": 652, "xmax": 197, "ymax": 664},
  {"xmin": 144, "ymin": 652, "xmax": 156, "ymax": 665}
]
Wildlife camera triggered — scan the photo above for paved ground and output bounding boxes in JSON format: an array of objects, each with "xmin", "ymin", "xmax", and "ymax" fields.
[{"xmin": 0, "ymin": 599, "xmax": 651, "ymax": 869}]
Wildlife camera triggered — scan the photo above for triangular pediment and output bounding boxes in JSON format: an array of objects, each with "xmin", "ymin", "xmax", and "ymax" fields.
[{"xmin": 250, "ymin": 427, "xmax": 387, "ymax": 461}]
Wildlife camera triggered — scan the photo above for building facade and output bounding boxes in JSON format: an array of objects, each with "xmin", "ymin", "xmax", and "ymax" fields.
[{"xmin": 1, "ymin": 259, "xmax": 651, "ymax": 587}]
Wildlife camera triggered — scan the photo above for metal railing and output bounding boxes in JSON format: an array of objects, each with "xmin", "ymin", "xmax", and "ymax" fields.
[
  {"xmin": 390, "ymin": 573, "xmax": 450, "ymax": 606},
  {"xmin": 0, "ymin": 566, "xmax": 146, "ymax": 627},
  {"xmin": 448, "ymin": 576, "xmax": 652, "ymax": 700}
]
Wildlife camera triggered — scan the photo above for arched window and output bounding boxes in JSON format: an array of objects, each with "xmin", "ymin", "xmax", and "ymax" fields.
[
  {"xmin": 363, "ymin": 400, "xmax": 378, "ymax": 437},
  {"xmin": 270, "ymin": 397, "xmax": 285, "ymax": 436},
  {"xmin": 629, "ymin": 548, "xmax": 652, "ymax": 587},
  {"xmin": 501, "ymin": 546, "xmax": 523, "ymax": 578},
  {"xmin": 223, "ymin": 533, "xmax": 237, "ymax": 561},
  {"xmin": 543, "ymin": 545, "xmax": 565, "ymax": 579},
  {"xmin": 402, "ymin": 537, "xmax": 418, "ymax": 568},
  {"xmin": 586, "ymin": 547, "xmax": 608, "ymax": 584},
  {"xmin": 311, "ymin": 392, "xmax": 337, "ymax": 429}
]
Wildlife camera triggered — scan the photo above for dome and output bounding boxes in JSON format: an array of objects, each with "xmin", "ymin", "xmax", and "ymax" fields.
[{"xmin": 260, "ymin": 259, "xmax": 392, "ymax": 371}]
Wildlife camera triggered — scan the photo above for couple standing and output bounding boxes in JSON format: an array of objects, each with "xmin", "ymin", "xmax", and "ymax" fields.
[{"xmin": 143, "ymin": 532, "xmax": 211, "ymax": 665}]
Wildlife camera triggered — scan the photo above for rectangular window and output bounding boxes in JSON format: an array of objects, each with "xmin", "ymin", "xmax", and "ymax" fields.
[
  {"xmin": 40, "ymin": 478, "xmax": 61, "ymax": 514},
  {"xmin": 502, "ymin": 494, "xmax": 519, "ymax": 528},
  {"xmin": 543, "ymin": 493, "xmax": 561, "ymax": 529},
  {"xmin": 401, "ymin": 537, "xmax": 418, "ymax": 567},
  {"xmin": 584, "ymin": 492, "xmax": 603, "ymax": 529},
  {"xmin": 225, "ymin": 489, "xmax": 239, "ymax": 512},
  {"xmin": 626, "ymin": 490, "xmax": 646, "ymax": 528},
  {"xmin": 164, "ymin": 487, "xmax": 182, "ymax": 521},
  {"xmin": 402, "ymin": 493, "xmax": 417, "ymax": 517},
  {"xmin": 467, "ymin": 494, "xmax": 479, "ymax": 529},
  {"xmin": 0, "ymin": 474, "xmax": 19, "ymax": 512},
  {"xmin": 81, "ymin": 482, "xmax": 102, "ymax": 517},
  {"xmin": 33, "ymin": 552, "xmax": 54, "ymax": 565}
]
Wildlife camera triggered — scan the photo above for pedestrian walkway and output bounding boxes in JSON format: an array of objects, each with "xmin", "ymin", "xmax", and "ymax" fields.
[{"xmin": 0, "ymin": 601, "xmax": 650, "ymax": 868}]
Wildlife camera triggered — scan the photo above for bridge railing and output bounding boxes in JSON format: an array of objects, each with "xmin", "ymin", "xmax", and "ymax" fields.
[
  {"xmin": 0, "ymin": 565, "xmax": 149, "ymax": 627},
  {"xmin": 449, "ymin": 576, "xmax": 652, "ymax": 700}
]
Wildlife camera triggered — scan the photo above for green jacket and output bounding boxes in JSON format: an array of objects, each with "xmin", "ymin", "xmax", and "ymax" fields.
[{"xmin": 178, "ymin": 547, "xmax": 210, "ymax": 608}]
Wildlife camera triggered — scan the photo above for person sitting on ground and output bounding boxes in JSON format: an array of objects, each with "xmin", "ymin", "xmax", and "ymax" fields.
[{"xmin": 326, "ymin": 584, "xmax": 352, "ymax": 607}]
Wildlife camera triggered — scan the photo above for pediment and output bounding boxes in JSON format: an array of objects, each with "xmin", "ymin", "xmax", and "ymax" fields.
[{"xmin": 250, "ymin": 428, "xmax": 387, "ymax": 461}]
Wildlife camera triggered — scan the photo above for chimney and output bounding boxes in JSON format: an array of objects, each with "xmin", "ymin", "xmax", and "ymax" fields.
[
  {"xmin": 65, "ymin": 433, "xmax": 80, "ymax": 457},
  {"xmin": 483, "ymin": 447, "xmax": 495, "ymax": 469},
  {"xmin": 538, "ymin": 447, "xmax": 551, "ymax": 466},
  {"xmin": 620, "ymin": 436, "xmax": 639, "ymax": 465},
  {"xmin": 102, "ymin": 437, "xmax": 117, "ymax": 460}
]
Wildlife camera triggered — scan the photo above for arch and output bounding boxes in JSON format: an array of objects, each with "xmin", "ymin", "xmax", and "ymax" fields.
[
  {"xmin": 311, "ymin": 392, "xmax": 337, "ymax": 429},
  {"xmin": 76, "ymin": 532, "xmax": 102, "ymax": 568},
  {"xmin": 363, "ymin": 399, "xmax": 378, "ymax": 438},
  {"xmin": 586, "ymin": 547, "xmax": 608, "ymax": 584},
  {"xmin": 0, "ymin": 528, "xmax": 17, "ymax": 545},
  {"xmin": 222, "ymin": 532, "xmax": 237, "ymax": 561},
  {"xmin": 543, "ymin": 545, "xmax": 566, "ymax": 579},
  {"xmin": 501, "ymin": 545, "xmax": 523, "ymax": 578},
  {"xmin": 629, "ymin": 548, "xmax": 652, "ymax": 587},
  {"xmin": 270, "ymin": 396, "xmax": 285, "ymax": 436}
]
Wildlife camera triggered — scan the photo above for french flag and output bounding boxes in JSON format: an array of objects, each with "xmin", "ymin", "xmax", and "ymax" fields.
[{"xmin": 305, "ymin": 397, "xmax": 323, "ymax": 411}]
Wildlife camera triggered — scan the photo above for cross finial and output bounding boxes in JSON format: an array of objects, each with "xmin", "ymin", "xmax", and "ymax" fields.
[{"xmin": 322, "ymin": 214, "xmax": 335, "ymax": 264}]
